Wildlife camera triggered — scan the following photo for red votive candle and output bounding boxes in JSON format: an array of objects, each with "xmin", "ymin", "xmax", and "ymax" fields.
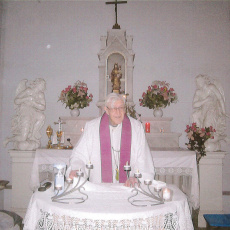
[{"xmin": 145, "ymin": 122, "xmax": 150, "ymax": 133}]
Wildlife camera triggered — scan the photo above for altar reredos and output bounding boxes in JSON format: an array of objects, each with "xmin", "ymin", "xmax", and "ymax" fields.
[{"xmin": 97, "ymin": 29, "xmax": 135, "ymax": 115}]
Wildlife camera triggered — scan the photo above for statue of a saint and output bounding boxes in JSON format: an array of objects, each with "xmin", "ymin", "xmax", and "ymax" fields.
[
  {"xmin": 111, "ymin": 63, "xmax": 122, "ymax": 93},
  {"xmin": 191, "ymin": 74, "xmax": 227, "ymax": 151},
  {"xmin": 4, "ymin": 78, "xmax": 46, "ymax": 150}
]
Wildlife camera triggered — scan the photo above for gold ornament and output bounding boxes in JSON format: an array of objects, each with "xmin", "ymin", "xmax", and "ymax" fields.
[{"xmin": 46, "ymin": 126, "xmax": 53, "ymax": 149}]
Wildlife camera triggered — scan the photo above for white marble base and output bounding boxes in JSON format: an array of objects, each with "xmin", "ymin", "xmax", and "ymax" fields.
[
  {"xmin": 9, "ymin": 150, "xmax": 35, "ymax": 218},
  {"xmin": 198, "ymin": 151, "xmax": 228, "ymax": 227},
  {"xmin": 60, "ymin": 116, "xmax": 181, "ymax": 148}
]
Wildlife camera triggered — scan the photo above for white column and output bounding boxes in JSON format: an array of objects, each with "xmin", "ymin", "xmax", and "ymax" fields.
[
  {"xmin": 9, "ymin": 150, "xmax": 35, "ymax": 218},
  {"xmin": 198, "ymin": 151, "xmax": 228, "ymax": 227}
]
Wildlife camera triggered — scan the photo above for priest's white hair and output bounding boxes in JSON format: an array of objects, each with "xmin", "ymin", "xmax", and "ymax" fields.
[{"xmin": 105, "ymin": 93, "xmax": 125, "ymax": 108}]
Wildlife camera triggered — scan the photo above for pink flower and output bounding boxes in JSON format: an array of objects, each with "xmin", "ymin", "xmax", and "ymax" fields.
[
  {"xmin": 148, "ymin": 86, "xmax": 151, "ymax": 92},
  {"xmin": 153, "ymin": 85, "xmax": 158, "ymax": 89},
  {"xmin": 73, "ymin": 87, "xmax": 77, "ymax": 93},
  {"xmin": 142, "ymin": 92, "xmax": 146, "ymax": 97},
  {"xmin": 140, "ymin": 103, "xmax": 143, "ymax": 106},
  {"xmin": 200, "ymin": 133, "xmax": 205, "ymax": 137},
  {"xmin": 169, "ymin": 88, "xmax": 174, "ymax": 91},
  {"xmin": 187, "ymin": 131, "xmax": 193, "ymax": 139},
  {"xmin": 89, "ymin": 94, "xmax": 93, "ymax": 98},
  {"xmin": 163, "ymin": 92, "xmax": 169, "ymax": 101}
]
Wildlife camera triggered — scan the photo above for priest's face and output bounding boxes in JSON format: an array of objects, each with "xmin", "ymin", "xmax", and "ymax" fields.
[{"xmin": 105, "ymin": 99, "xmax": 126, "ymax": 126}]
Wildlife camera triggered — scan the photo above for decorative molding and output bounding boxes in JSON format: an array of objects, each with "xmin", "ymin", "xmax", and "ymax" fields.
[{"xmin": 223, "ymin": 191, "xmax": 230, "ymax": 196}]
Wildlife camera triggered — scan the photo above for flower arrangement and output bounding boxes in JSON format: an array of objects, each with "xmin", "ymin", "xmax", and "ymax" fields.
[
  {"xmin": 139, "ymin": 80, "xmax": 178, "ymax": 109},
  {"xmin": 185, "ymin": 123, "xmax": 216, "ymax": 162},
  {"xmin": 58, "ymin": 81, "xmax": 93, "ymax": 110}
]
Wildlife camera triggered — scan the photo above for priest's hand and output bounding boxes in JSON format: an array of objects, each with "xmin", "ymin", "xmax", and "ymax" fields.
[
  {"xmin": 69, "ymin": 170, "xmax": 78, "ymax": 179},
  {"xmin": 124, "ymin": 177, "xmax": 138, "ymax": 187}
]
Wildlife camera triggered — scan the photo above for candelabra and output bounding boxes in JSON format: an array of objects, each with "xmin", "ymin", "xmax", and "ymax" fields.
[
  {"xmin": 51, "ymin": 163, "xmax": 93, "ymax": 204},
  {"xmin": 125, "ymin": 166, "xmax": 167, "ymax": 207}
]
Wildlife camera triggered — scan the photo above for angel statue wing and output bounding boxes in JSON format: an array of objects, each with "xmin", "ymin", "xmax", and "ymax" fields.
[{"xmin": 14, "ymin": 79, "xmax": 28, "ymax": 109}]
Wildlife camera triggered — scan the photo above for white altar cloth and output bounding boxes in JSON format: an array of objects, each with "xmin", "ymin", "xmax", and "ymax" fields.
[
  {"xmin": 24, "ymin": 183, "xmax": 194, "ymax": 230},
  {"xmin": 30, "ymin": 148, "xmax": 199, "ymax": 210}
]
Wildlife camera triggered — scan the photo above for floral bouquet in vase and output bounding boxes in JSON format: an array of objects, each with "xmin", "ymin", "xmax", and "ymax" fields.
[
  {"xmin": 139, "ymin": 80, "xmax": 178, "ymax": 117},
  {"xmin": 59, "ymin": 81, "xmax": 93, "ymax": 116},
  {"xmin": 185, "ymin": 123, "xmax": 216, "ymax": 163}
]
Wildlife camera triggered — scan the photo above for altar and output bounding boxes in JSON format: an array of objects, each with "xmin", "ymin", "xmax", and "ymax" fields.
[
  {"xmin": 30, "ymin": 148, "xmax": 199, "ymax": 210},
  {"xmin": 23, "ymin": 183, "xmax": 194, "ymax": 230}
]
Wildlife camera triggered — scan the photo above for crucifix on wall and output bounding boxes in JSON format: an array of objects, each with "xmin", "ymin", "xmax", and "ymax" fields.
[{"xmin": 106, "ymin": 0, "xmax": 127, "ymax": 29}]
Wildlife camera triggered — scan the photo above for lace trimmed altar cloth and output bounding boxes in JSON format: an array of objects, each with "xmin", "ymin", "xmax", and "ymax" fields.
[{"xmin": 23, "ymin": 183, "xmax": 194, "ymax": 230}]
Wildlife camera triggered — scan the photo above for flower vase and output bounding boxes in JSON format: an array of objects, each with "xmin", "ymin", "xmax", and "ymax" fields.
[
  {"xmin": 70, "ymin": 108, "xmax": 80, "ymax": 117},
  {"xmin": 153, "ymin": 108, "xmax": 163, "ymax": 117}
]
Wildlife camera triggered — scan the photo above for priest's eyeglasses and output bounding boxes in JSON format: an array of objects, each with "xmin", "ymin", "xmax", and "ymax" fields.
[{"xmin": 107, "ymin": 106, "xmax": 126, "ymax": 113}]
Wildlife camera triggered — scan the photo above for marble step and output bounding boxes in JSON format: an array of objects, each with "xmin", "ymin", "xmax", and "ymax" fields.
[{"xmin": 146, "ymin": 132, "xmax": 182, "ymax": 148}]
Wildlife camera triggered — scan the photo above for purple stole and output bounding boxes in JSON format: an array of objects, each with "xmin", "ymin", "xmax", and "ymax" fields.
[{"xmin": 100, "ymin": 113, "xmax": 131, "ymax": 183}]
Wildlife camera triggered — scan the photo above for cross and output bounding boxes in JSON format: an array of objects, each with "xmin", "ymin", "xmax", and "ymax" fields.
[
  {"xmin": 54, "ymin": 117, "xmax": 66, "ymax": 133},
  {"xmin": 106, "ymin": 0, "xmax": 127, "ymax": 29}
]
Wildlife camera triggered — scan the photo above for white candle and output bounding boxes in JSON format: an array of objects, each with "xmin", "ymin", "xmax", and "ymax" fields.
[
  {"xmin": 81, "ymin": 127, "xmax": 84, "ymax": 132},
  {"xmin": 163, "ymin": 188, "xmax": 171, "ymax": 201}
]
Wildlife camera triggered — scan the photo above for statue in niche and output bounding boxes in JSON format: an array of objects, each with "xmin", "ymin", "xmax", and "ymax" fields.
[
  {"xmin": 111, "ymin": 63, "xmax": 122, "ymax": 94},
  {"xmin": 191, "ymin": 74, "xmax": 228, "ymax": 151},
  {"xmin": 4, "ymin": 78, "xmax": 46, "ymax": 150}
]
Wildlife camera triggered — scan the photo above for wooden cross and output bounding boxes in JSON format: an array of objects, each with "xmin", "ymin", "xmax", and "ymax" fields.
[{"xmin": 106, "ymin": 0, "xmax": 127, "ymax": 29}]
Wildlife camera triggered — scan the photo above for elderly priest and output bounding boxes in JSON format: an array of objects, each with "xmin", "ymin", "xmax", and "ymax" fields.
[{"xmin": 67, "ymin": 93, "xmax": 154, "ymax": 187}]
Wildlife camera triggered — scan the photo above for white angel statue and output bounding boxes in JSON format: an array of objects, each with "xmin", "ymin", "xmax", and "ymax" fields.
[
  {"xmin": 191, "ymin": 74, "xmax": 227, "ymax": 151},
  {"xmin": 4, "ymin": 78, "xmax": 46, "ymax": 150}
]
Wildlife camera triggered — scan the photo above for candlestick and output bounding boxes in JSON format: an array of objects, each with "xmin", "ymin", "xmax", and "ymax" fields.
[
  {"xmin": 124, "ymin": 161, "xmax": 131, "ymax": 171},
  {"xmin": 134, "ymin": 170, "xmax": 142, "ymax": 178},
  {"xmin": 66, "ymin": 178, "xmax": 73, "ymax": 184},
  {"xmin": 76, "ymin": 169, "xmax": 84, "ymax": 177},
  {"xmin": 86, "ymin": 162, "xmax": 93, "ymax": 169},
  {"xmin": 144, "ymin": 179, "xmax": 152, "ymax": 185},
  {"xmin": 145, "ymin": 122, "xmax": 150, "ymax": 133}
]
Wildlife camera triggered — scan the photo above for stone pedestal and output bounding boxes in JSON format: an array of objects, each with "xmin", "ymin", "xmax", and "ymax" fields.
[
  {"xmin": 198, "ymin": 151, "xmax": 228, "ymax": 227},
  {"xmin": 142, "ymin": 117, "xmax": 181, "ymax": 148},
  {"xmin": 9, "ymin": 150, "xmax": 35, "ymax": 218}
]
